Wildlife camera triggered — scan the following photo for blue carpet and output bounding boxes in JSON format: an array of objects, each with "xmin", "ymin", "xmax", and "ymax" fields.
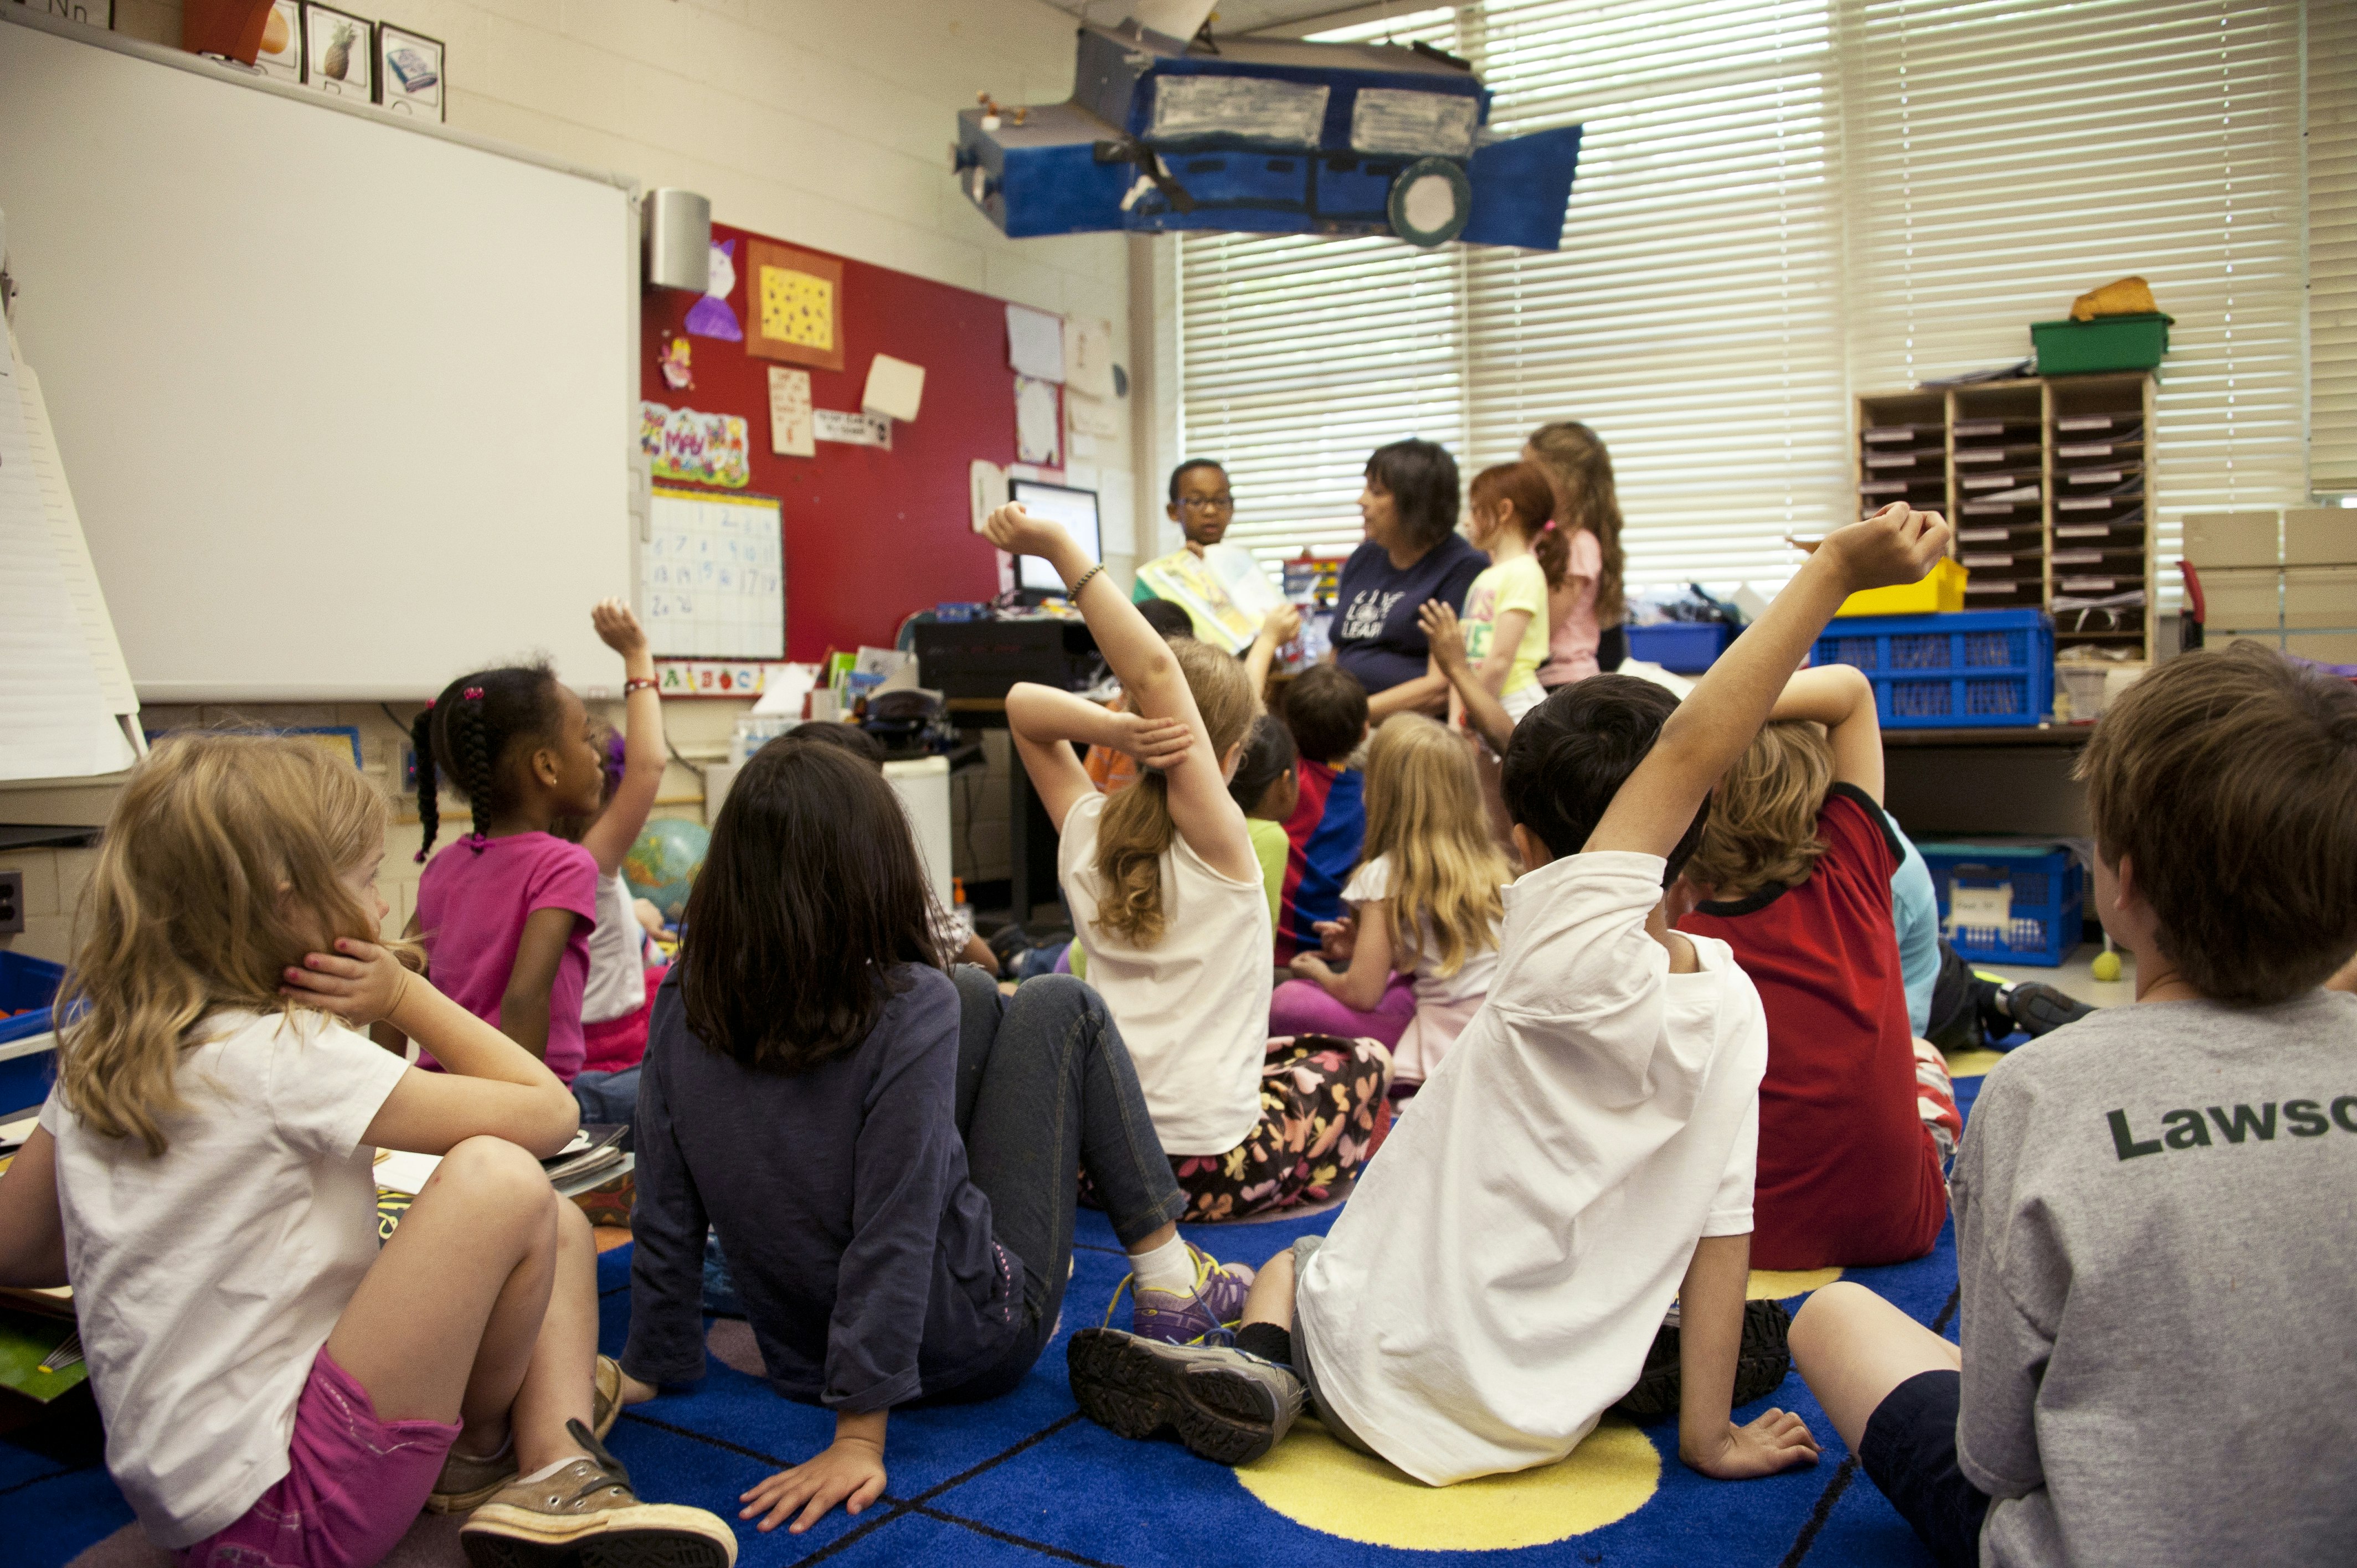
[{"xmin": 13, "ymin": 1077, "xmax": 1983, "ymax": 1568}]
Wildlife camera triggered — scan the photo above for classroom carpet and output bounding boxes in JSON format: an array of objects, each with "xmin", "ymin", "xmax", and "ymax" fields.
[{"xmin": 25, "ymin": 1075, "xmax": 1989, "ymax": 1568}]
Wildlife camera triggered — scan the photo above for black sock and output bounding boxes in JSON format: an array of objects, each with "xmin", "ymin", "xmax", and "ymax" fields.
[{"xmin": 1236, "ymin": 1322, "xmax": 1293, "ymax": 1366}]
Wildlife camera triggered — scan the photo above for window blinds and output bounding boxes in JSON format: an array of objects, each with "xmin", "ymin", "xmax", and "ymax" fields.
[
  {"xmin": 2311, "ymin": 0, "xmax": 2357, "ymax": 495},
  {"xmin": 1175, "ymin": 0, "xmax": 2317, "ymax": 589}
]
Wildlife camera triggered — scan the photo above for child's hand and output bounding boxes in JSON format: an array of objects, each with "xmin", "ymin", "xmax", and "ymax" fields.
[
  {"xmin": 1313, "ymin": 915, "xmax": 1357, "ymax": 962},
  {"xmin": 984, "ymin": 502, "xmax": 1068, "ymax": 560},
  {"xmin": 1288, "ymin": 952, "xmax": 1335, "ymax": 983},
  {"xmin": 1113, "ymin": 712, "xmax": 1193, "ymax": 771},
  {"xmin": 740, "ymin": 1437, "xmax": 887, "ymax": 1534},
  {"xmin": 1791, "ymin": 504, "xmax": 1952, "ymax": 595},
  {"xmin": 1260, "ymin": 603, "xmax": 1303, "ymax": 645},
  {"xmin": 281, "ymin": 938, "xmax": 411, "ymax": 1027},
  {"xmin": 1418, "ymin": 600, "xmax": 1469, "ymax": 675},
  {"xmin": 1680, "ymin": 1410, "xmax": 1820, "ymax": 1480},
  {"xmin": 592, "ymin": 597, "xmax": 648, "ymax": 659}
]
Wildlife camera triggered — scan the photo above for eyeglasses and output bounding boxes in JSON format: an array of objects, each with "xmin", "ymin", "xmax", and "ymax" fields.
[{"xmin": 1178, "ymin": 494, "xmax": 1236, "ymax": 512}]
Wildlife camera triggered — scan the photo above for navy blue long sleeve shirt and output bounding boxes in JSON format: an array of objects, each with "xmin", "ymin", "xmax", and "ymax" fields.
[{"xmin": 621, "ymin": 966, "xmax": 1021, "ymax": 1411}]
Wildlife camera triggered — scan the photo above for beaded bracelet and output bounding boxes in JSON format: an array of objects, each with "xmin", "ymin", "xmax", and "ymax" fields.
[
  {"xmin": 623, "ymin": 677, "xmax": 658, "ymax": 695},
  {"xmin": 1066, "ymin": 563, "xmax": 1105, "ymax": 599}
]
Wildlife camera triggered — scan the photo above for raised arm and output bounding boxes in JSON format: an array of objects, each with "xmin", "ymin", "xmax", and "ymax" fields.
[
  {"xmin": 1771, "ymin": 663, "xmax": 1883, "ymax": 801},
  {"xmin": 581, "ymin": 599, "xmax": 664, "ymax": 876},
  {"xmin": 1005, "ymin": 683, "xmax": 1189, "ymax": 831},
  {"xmin": 1243, "ymin": 603, "xmax": 1302, "ymax": 711},
  {"xmin": 1588, "ymin": 504, "xmax": 1949, "ymax": 861},
  {"xmin": 987, "ymin": 505, "xmax": 1259, "ymax": 884},
  {"xmin": 1420, "ymin": 600, "xmax": 1517, "ymax": 754}
]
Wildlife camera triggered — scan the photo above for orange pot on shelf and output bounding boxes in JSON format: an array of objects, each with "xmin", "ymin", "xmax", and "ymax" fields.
[{"xmin": 181, "ymin": 0, "xmax": 279, "ymax": 66}]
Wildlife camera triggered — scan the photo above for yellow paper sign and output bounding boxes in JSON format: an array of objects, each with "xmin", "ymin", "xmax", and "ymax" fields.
[{"xmin": 760, "ymin": 267, "xmax": 835, "ymax": 353}]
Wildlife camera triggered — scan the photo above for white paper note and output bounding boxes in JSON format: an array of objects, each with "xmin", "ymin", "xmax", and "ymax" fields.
[
  {"xmin": 862, "ymin": 354, "xmax": 926, "ymax": 423},
  {"xmin": 1066, "ymin": 388, "xmax": 1122, "ymax": 439},
  {"xmin": 1064, "ymin": 315, "xmax": 1115, "ymax": 399},
  {"xmin": 1014, "ymin": 375, "xmax": 1061, "ymax": 466},
  {"xmin": 768, "ymin": 366, "xmax": 814, "ymax": 457},
  {"xmin": 814, "ymin": 409, "xmax": 892, "ymax": 449},
  {"xmin": 1006, "ymin": 305, "xmax": 1066, "ymax": 383}
]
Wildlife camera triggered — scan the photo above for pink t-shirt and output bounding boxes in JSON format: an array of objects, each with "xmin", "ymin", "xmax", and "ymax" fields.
[
  {"xmin": 414, "ymin": 831, "xmax": 599, "ymax": 1083},
  {"xmin": 1538, "ymin": 527, "xmax": 1604, "ymax": 688}
]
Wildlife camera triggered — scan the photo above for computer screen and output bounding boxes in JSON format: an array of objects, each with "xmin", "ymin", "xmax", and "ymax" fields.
[{"xmin": 1007, "ymin": 479, "xmax": 1102, "ymax": 593}]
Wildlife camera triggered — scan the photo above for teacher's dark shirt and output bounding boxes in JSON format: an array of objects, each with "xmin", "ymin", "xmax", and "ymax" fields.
[{"xmin": 1331, "ymin": 534, "xmax": 1486, "ymax": 694}]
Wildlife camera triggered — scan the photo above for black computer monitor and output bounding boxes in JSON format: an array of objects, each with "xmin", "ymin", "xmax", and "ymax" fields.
[{"xmin": 1008, "ymin": 478, "xmax": 1102, "ymax": 597}]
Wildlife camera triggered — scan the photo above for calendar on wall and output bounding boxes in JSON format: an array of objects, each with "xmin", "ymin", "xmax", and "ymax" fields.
[{"xmin": 643, "ymin": 488, "xmax": 785, "ymax": 659}]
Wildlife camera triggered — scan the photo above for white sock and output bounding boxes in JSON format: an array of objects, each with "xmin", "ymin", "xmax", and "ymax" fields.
[{"xmin": 1129, "ymin": 1234, "xmax": 1196, "ymax": 1295}]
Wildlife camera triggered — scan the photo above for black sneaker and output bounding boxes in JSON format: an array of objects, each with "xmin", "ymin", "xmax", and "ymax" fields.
[
  {"xmin": 2000, "ymin": 981, "xmax": 2096, "ymax": 1039},
  {"xmin": 1067, "ymin": 1328, "xmax": 1303, "ymax": 1465},
  {"xmin": 1612, "ymin": 1298, "xmax": 1792, "ymax": 1423}
]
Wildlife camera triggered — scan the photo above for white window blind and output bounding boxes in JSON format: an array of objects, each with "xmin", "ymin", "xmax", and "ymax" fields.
[
  {"xmin": 2311, "ymin": 0, "xmax": 2357, "ymax": 494},
  {"xmin": 1175, "ymin": 0, "xmax": 2319, "ymax": 589},
  {"xmin": 1842, "ymin": 0, "xmax": 2307, "ymax": 588}
]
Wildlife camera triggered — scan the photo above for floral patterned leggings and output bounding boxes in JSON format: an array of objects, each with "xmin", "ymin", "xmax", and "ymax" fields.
[{"xmin": 1167, "ymin": 1034, "xmax": 1391, "ymax": 1223}]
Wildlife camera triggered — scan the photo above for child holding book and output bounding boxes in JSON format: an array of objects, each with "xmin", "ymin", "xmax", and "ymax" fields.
[
  {"xmin": 989, "ymin": 503, "xmax": 1389, "ymax": 1222},
  {"xmin": 0, "ymin": 735, "xmax": 732, "ymax": 1566},
  {"xmin": 1063, "ymin": 502, "xmax": 1950, "ymax": 1484},
  {"xmin": 1274, "ymin": 714, "xmax": 1509, "ymax": 1084},
  {"xmin": 1792, "ymin": 643, "xmax": 2357, "ymax": 1567}
]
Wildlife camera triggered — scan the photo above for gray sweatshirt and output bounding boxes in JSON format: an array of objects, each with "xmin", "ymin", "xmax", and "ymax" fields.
[{"xmin": 1952, "ymin": 989, "xmax": 2357, "ymax": 1566}]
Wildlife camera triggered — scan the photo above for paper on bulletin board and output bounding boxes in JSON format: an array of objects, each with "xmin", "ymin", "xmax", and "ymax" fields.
[
  {"xmin": 1064, "ymin": 316, "xmax": 1115, "ymax": 399},
  {"xmin": 1014, "ymin": 375, "xmax": 1061, "ymax": 466},
  {"xmin": 1066, "ymin": 388, "xmax": 1121, "ymax": 439},
  {"xmin": 1006, "ymin": 305, "xmax": 1065, "ymax": 383},
  {"xmin": 862, "ymin": 354, "xmax": 925, "ymax": 422},
  {"xmin": 814, "ymin": 409, "xmax": 892, "ymax": 449},
  {"xmin": 768, "ymin": 367, "xmax": 814, "ymax": 457},
  {"xmin": 641, "ymin": 401, "xmax": 750, "ymax": 488}
]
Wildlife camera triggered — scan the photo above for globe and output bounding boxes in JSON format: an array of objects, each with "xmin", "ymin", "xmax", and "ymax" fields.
[{"xmin": 622, "ymin": 818, "xmax": 711, "ymax": 921}]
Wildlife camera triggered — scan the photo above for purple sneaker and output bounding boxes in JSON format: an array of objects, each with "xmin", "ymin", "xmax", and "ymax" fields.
[{"xmin": 1121, "ymin": 1244, "xmax": 1255, "ymax": 1345}]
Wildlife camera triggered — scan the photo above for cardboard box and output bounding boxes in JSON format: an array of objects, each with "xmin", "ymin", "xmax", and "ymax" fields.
[
  {"xmin": 2181, "ymin": 511, "xmax": 2280, "ymax": 569},
  {"xmin": 2198, "ymin": 566, "xmax": 2281, "ymax": 632},
  {"xmin": 2283, "ymin": 508, "xmax": 2357, "ymax": 568},
  {"xmin": 2283, "ymin": 566, "xmax": 2357, "ymax": 630}
]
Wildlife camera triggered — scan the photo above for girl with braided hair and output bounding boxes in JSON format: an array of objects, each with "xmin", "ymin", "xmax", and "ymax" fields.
[{"xmin": 400, "ymin": 604, "xmax": 631, "ymax": 1086}]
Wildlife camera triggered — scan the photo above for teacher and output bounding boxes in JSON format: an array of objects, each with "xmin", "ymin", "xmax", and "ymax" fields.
[{"xmin": 1330, "ymin": 439, "xmax": 1486, "ymax": 722}]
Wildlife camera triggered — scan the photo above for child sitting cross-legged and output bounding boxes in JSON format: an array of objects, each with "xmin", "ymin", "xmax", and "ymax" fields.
[
  {"xmin": 989, "ymin": 503, "xmax": 1390, "ymax": 1224},
  {"xmin": 1676, "ymin": 663, "xmax": 1959, "ymax": 1270},
  {"xmin": 619, "ymin": 737, "xmax": 1252, "ymax": 1536},
  {"xmin": 1273, "ymin": 714, "xmax": 1509, "ymax": 1085},
  {"xmin": 1064, "ymin": 501, "xmax": 1953, "ymax": 1483},
  {"xmin": 1790, "ymin": 642, "xmax": 2357, "ymax": 1568},
  {"xmin": 0, "ymin": 735, "xmax": 733, "ymax": 1566},
  {"xmin": 1274, "ymin": 662, "xmax": 1373, "ymax": 963}
]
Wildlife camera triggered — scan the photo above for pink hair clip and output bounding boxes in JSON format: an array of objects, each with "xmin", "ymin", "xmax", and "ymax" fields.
[
  {"xmin": 423, "ymin": 698, "xmax": 435, "ymax": 710},
  {"xmin": 1541, "ymin": 519, "xmax": 1559, "ymax": 532},
  {"xmin": 462, "ymin": 687, "xmax": 484, "ymax": 700}
]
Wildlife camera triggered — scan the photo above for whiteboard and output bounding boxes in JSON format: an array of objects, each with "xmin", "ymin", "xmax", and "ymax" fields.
[
  {"xmin": 0, "ymin": 13, "xmax": 639, "ymax": 702},
  {"xmin": 644, "ymin": 489, "xmax": 785, "ymax": 659}
]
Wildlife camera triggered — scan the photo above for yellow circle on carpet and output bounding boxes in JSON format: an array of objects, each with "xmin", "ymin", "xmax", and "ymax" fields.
[
  {"xmin": 1236, "ymin": 1417, "xmax": 1660, "ymax": 1550},
  {"xmin": 1748, "ymin": 1266, "xmax": 1841, "ymax": 1299},
  {"xmin": 1945, "ymin": 1048, "xmax": 2004, "ymax": 1079}
]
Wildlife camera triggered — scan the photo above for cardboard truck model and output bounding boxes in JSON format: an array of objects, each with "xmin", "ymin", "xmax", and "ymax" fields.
[{"xmin": 952, "ymin": 21, "xmax": 1584, "ymax": 250}]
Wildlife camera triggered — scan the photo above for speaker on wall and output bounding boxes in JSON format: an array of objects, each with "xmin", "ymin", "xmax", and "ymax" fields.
[{"xmin": 642, "ymin": 188, "xmax": 711, "ymax": 293}]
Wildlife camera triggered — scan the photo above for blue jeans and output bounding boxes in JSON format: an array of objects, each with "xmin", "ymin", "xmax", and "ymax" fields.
[{"xmin": 572, "ymin": 1066, "xmax": 641, "ymax": 1128}]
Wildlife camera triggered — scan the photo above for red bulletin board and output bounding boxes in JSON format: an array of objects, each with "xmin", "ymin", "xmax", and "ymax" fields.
[{"xmin": 642, "ymin": 221, "xmax": 1020, "ymax": 662}]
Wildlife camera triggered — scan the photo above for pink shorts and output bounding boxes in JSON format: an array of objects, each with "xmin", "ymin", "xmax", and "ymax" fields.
[{"xmin": 177, "ymin": 1347, "xmax": 460, "ymax": 1568}]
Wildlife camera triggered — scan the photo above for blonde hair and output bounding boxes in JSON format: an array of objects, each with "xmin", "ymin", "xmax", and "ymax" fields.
[
  {"xmin": 56, "ymin": 734, "xmax": 394, "ymax": 1156},
  {"xmin": 1685, "ymin": 721, "xmax": 1834, "ymax": 899},
  {"xmin": 1360, "ymin": 716, "xmax": 1508, "ymax": 977},
  {"xmin": 1090, "ymin": 638, "xmax": 1255, "ymax": 947}
]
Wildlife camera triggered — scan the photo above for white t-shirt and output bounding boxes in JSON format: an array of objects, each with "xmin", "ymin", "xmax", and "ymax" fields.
[
  {"xmin": 1058, "ymin": 790, "xmax": 1271, "ymax": 1154},
  {"xmin": 581, "ymin": 869, "xmax": 648, "ymax": 1025},
  {"xmin": 1295, "ymin": 851, "xmax": 1767, "ymax": 1486},
  {"xmin": 42, "ymin": 1009, "xmax": 409, "ymax": 1546},
  {"xmin": 1341, "ymin": 852, "xmax": 1503, "ymax": 1011}
]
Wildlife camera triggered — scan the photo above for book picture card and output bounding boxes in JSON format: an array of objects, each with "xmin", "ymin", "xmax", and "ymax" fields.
[
  {"xmin": 253, "ymin": 0, "xmax": 302, "ymax": 80},
  {"xmin": 747, "ymin": 241, "xmax": 844, "ymax": 372},
  {"xmin": 862, "ymin": 354, "xmax": 925, "ymax": 423},
  {"xmin": 768, "ymin": 366, "xmax": 814, "ymax": 457},
  {"xmin": 300, "ymin": 3, "xmax": 373, "ymax": 99},
  {"xmin": 376, "ymin": 23, "xmax": 445, "ymax": 120}
]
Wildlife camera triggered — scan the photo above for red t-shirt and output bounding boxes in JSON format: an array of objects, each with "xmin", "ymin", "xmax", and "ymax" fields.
[{"xmin": 1677, "ymin": 785, "xmax": 1946, "ymax": 1270}]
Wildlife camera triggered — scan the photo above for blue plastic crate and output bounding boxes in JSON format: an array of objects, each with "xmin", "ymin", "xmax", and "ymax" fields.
[
  {"xmin": 0, "ymin": 952, "xmax": 63, "ymax": 1116},
  {"xmin": 1627, "ymin": 621, "xmax": 1736, "ymax": 673},
  {"xmin": 1812, "ymin": 608, "xmax": 2054, "ymax": 728},
  {"xmin": 1917, "ymin": 843, "xmax": 2082, "ymax": 967}
]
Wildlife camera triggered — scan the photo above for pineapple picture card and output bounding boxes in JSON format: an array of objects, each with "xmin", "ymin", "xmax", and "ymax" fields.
[
  {"xmin": 376, "ymin": 23, "xmax": 444, "ymax": 121},
  {"xmin": 744, "ymin": 240, "xmax": 845, "ymax": 372},
  {"xmin": 299, "ymin": 3, "xmax": 372, "ymax": 100}
]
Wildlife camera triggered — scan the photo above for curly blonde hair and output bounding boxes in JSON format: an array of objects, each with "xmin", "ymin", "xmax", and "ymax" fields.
[
  {"xmin": 1089, "ymin": 638, "xmax": 1257, "ymax": 947},
  {"xmin": 1684, "ymin": 721, "xmax": 1834, "ymax": 899},
  {"xmin": 55, "ymin": 734, "xmax": 394, "ymax": 1156},
  {"xmin": 1361, "ymin": 715, "xmax": 1508, "ymax": 977}
]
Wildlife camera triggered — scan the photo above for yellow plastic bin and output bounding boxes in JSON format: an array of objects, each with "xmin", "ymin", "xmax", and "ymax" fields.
[{"xmin": 1837, "ymin": 557, "xmax": 1967, "ymax": 618}]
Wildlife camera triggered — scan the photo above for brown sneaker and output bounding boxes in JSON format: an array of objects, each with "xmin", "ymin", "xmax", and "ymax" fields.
[
  {"xmin": 459, "ymin": 1418, "xmax": 735, "ymax": 1568},
  {"xmin": 427, "ymin": 1355, "xmax": 625, "ymax": 1514}
]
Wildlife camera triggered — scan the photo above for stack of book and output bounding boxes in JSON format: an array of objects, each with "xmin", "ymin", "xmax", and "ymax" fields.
[
  {"xmin": 1952, "ymin": 417, "xmax": 2045, "ymax": 606},
  {"xmin": 2049, "ymin": 412, "xmax": 2148, "ymax": 627}
]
